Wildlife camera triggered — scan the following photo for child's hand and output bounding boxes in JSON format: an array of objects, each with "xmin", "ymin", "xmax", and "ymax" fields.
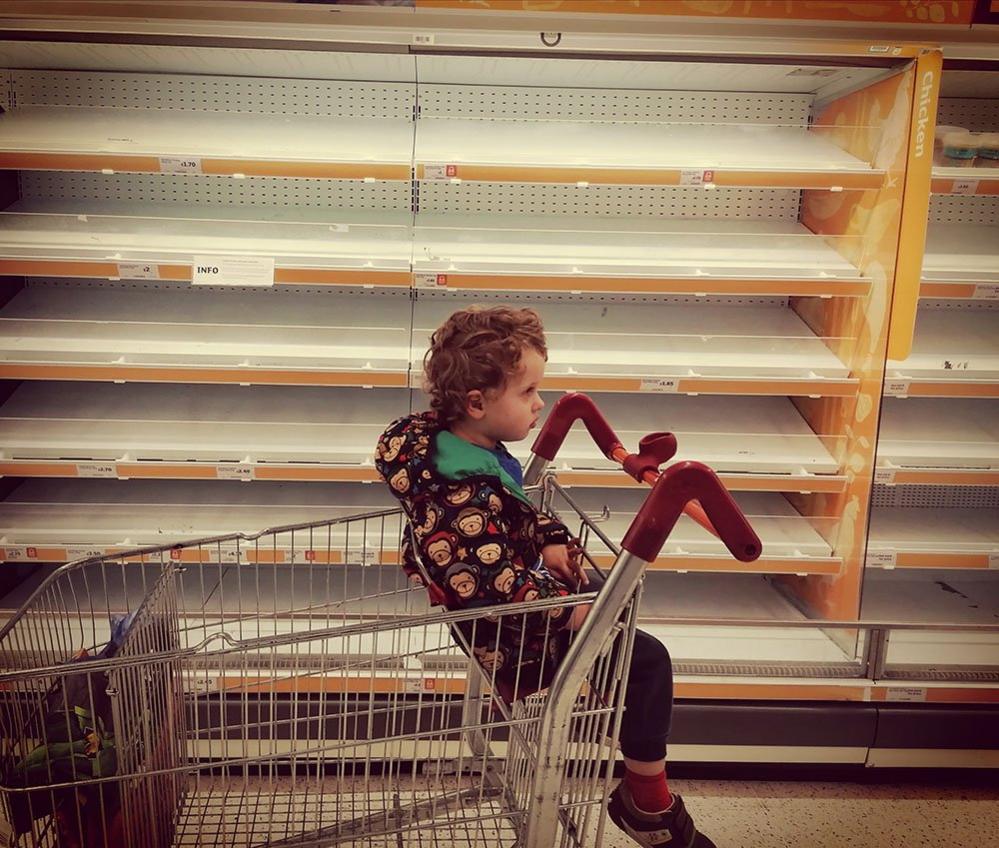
[{"xmin": 541, "ymin": 540, "xmax": 588, "ymax": 588}]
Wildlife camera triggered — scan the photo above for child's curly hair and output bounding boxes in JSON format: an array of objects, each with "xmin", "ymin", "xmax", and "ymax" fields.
[{"xmin": 424, "ymin": 306, "xmax": 547, "ymax": 426}]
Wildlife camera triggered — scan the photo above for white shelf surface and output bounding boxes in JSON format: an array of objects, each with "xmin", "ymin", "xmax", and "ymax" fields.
[
  {"xmin": 415, "ymin": 118, "xmax": 878, "ymax": 176},
  {"xmin": 886, "ymin": 309, "xmax": 999, "ymax": 383},
  {"xmin": 0, "ymin": 202, "xmax": 412, "ymax": 273},
  {"xmin": 861, "ymin": 569, "xmax": 999, "ymax": 667},
  {"xmin": 564, "ymin": 490, "xmax": 834, "ymax": 562},
  {"xmin": 0, "ymin": 384, "xmax": 839, "ymax": 480},
  {"xmin": 519, "ymin": 394, "xmax": 839, "ymax": 476},
  {"xmin": 413, "ymin": 300, "xmax": 851, "ymax": 382},
  {"xmin": 0, "ymin": 106, "xmax": 414, "ymax": 168},
  {"xmin": 0, "ymin": 382, "xmax": 409, "ymax": 468},
  {"xmin": 0, "ymin": 480, "xmax": 400, "ymax": 550},
  {"xmin": 413, "ymin": 214, "xmax": 862, "ymax": 284},
  {"xmin": 922, "ymin": 223, "xmax": 999, "ymax": 283},
  {"xmin": 877, "ymin": 398, "xmax": 999, "ymax": 471},
  {"xmin": 638, "ymin": 573, "xmax": 854, "ymax": 665},
  {"xmin": 867, "ymin": 507, "xmax": 998, "ymax": 558},
  {"xmin": 0, "ymin": 286, "xmax": 413, "ymax": 377},
  {"xmin": 0, "ymin": 483, "xmax": 831, "ymax": 571}
]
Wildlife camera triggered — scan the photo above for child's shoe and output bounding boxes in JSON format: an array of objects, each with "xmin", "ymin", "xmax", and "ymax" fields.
[{"xmin": 607, "ymin": 781, "xmax": 717, "ymax": 848}]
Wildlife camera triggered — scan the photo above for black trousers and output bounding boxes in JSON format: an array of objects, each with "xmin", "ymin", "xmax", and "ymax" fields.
[{"xmin": 585, "ymin": 570, "xmax": 674, "ymax": 762}]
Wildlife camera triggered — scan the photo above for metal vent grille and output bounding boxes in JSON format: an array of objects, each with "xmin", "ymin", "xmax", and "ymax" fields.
[
  {"xmin": 418, "ymin": 85, "xmax": 811, "ymax": 125},
  {"xmin": 11, "ymin": 70, "xmax": 415, "ymax": 120},
  {"xmin": 882, "ymin": 666, "xmax": 999, "ymax": 683},
  {"xmin": 673, "ymin": 660, "xmax": 863, "ymax": 679},
  {"xmin": 937, "ymin": 97, "xmax": 999, "ymax": 133},
  {"xmin": 419, "ymin": 182, "xmax": 800, "ymax": 221},
  {"xmin": 18, "ymin": 172, "xmax": 412, "ymax": 211},
  {"xmin": 930, "ymin": 194, "xmax": 999, "ymax": 226},
  {"xmin": 872, "ymin": 485, "xmax": 999, "ymax": 509}
]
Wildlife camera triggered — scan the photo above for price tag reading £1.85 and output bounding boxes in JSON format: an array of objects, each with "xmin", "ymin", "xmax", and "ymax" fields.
[{"xmin": 640, "ymin": 378, "xmax": 680, "ymax": 393}]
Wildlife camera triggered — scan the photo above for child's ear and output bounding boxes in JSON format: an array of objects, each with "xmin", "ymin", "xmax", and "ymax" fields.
[{"xmin": 465, "ymin": 390, "xmax": 486, "ymax": 420}]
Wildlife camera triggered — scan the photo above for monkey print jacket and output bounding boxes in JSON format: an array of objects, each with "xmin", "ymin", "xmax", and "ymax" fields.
[{"xmin": 375, "ymin": 411, "xmax": 576, "ymax": 695}]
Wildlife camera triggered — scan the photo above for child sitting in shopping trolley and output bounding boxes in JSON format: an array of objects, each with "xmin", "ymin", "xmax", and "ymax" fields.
[{"xmin": 375, "ymin": 305, "xmax": 715, "ymax": 848}]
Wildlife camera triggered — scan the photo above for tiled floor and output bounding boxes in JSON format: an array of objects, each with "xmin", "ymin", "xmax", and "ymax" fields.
[{"xmin": 597, "ymin": 778, "xmax": 999, "ymax": 848}]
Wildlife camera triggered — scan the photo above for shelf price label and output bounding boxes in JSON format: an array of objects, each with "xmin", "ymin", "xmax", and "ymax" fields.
[
  {"xmin": 640, "ymin": 378, "xmax": 680, "ymax": 393},
  {"xmin": 884, "ymin": 380, "xmax": 910, "ymax": 397},
  {"xmin": 117, "ymin": 262, "xmax": 161, "ymax": 280},
  {"xmin": 973, "ymin": 284, "xmax": 999, "ymax": 300},
  {"xmin": 873, "ymin": 467, "xmax": 896, "ymax": 486},
  {"xmin": 193, "ymin": 256, "xmax": 275, "ymax": 287},
  {"xmin": 423, "ymin": 163, "xmax": 458, "ymax": 181},
  {"xmin": 680, "ymin": 169, "xmax": 714, "ymax": 186},
  {"xmin": 66, "ymin": 546, "xmax": 104, "ymax": 561},
  {"xmin": 989, "ymin": 551, "xmax": 999, "ymax": 570},
  {"xmin": 414, "ymin": 272, "xmax": 448, "ymax": 288},
  {"xmin": 865, "ymin": 550, "xmax": 897, "ymax": 569},
  {"xmin": 951, "ymin": 179, "xmax": 979, "ymax": 195},
  {"xmin": 159, "ymin": 156, "xmax": 203, "ymax": 174},
  {"xmin": 76, "ymin": 462, "xmax": 117, "ymax": 478},
  {"xmin": 2, "ymin": 547, "xmax": 28, "ymax": 561},
  {"xmin": 216, "ymin": 464, "xmax": 255, "ymax": 481},
  {"xmin": 885, "ymin": 687, "xmax": 926, "ymax": 702},
  {"xmin": 345, "ymin": 547, "xmax": 378, "ymax": 566}
]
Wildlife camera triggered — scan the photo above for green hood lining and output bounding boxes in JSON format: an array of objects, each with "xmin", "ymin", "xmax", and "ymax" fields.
[{"xmin": 433, "ymin": 431, "xmax": 532, "ymax": 506}]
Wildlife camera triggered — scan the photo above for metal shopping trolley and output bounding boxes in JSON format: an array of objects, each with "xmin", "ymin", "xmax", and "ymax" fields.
[{"xmin": 0, "ymin": 393, "xmax": 759, "ymax": 848}]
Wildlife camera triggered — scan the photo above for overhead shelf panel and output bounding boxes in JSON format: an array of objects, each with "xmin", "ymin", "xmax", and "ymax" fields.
[
  {"xmin": 919, "ymin": 223, "xmax": 999, "ymax": 299},
  {"xmin": 413, "ymin": 299, "xmax": 855, "ymax": 397},
  {"xmin": 866, "ymin": 508, "xmax": 999, "ymax": 570},
  {"xmin": 414, "ymin": 118, "xmax": 884, "ymax": 189},
  {"xmin": 561, "ymin": 490, "xmax": 838, "ymax": 575},
  {"xmin": 0, "ymin": 285, "xmax": 412, "ymax": 387},
  {"xmin": 0, "ymin": 106, "xmax": 414, "ymax": 180},
  {"xmin": 876, "ymin": 397, "xmax": 999, "ymax": 486},
  {"xmin": 0, "ymin": 382, "xmax": 409, "ymax": 482},
  {"xmin": 885, "ymin": 309, "xmax": 999, "ymax": 398},
  {"xmin": 0, "ymin": 202, "xmax": 413, "ymax": 288},
  {"xmin": 412, "ymin": 214, "xmax": 867, "ymax": 297}
]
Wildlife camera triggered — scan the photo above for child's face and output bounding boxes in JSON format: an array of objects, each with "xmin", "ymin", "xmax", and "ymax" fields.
[{"xmin": 471, "ymin": 347, "xmax": 546, "ymax": 445}]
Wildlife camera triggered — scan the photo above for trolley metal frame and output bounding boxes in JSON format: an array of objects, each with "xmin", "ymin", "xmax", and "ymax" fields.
[{"xmin": 0, "ymin": 393, "xmax": 761, "ymax": 848}]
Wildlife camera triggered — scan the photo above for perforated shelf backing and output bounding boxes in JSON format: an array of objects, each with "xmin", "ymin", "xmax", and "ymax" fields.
[
  {"xmin": 413, "ymin": 287, "xmax": 788, "ymax": 308},
  {"xmin": 937, "ymin": 98, "xmax": 999, "ymax": 134},
  {"xmin": 10, "ymin": 69, "xmax": 415, "ymax": 120},
  {"xmin": 918, "ymin": 298, "xmax": 998, "ymax": 312},
  {"xmin": 22, "ymin": 278, "xmax": 787, "ymax": 309},
  {"xmin": 929, "ymin": 194, "xmax": 999, "ymax": 227},
  {"xmin": 416, "ymin": 84, "xmax": 812, "ymax": 126},
  {"xmin": 22, "ymin": 278, "xmax": 415, "ymax": 302},
  {"xmin": 17, "ymin": 172, "xmax": 413, "ymax": 212},
  {"xmin": 417, "ymin": 183, "xmax": 801, "ymax": 221},
  {"xmin": 872, "ymin": 484, "xmax": 999, "ymax": 510}
]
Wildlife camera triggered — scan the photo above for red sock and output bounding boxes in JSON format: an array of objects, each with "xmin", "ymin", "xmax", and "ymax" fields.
[{"xmin": 624, "ymin": 767, "xmax": 674, "ymax": 814}]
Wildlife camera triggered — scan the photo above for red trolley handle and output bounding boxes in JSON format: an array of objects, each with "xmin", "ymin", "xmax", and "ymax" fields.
[
  {"xmin": 623, "ymin": 461, "xmax": 761, "ymax": 563},
  {"xmin": 531, "ymin": 392, "xmax": 721, "ymax": 540}
]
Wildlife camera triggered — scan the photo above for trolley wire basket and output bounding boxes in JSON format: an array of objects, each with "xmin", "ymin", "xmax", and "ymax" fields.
[{"xmin": 0, "ymin": 393, "xmax": 759, "ymax": 848}]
